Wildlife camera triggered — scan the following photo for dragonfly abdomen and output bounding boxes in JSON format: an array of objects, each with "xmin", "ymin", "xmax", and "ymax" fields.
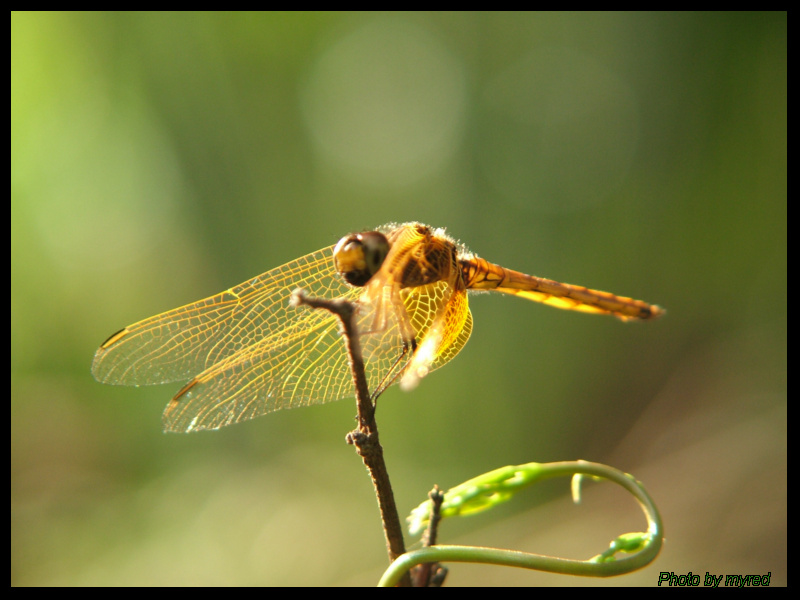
[{"xmin": 461, "ymin": 257, "xmax": 663, "ymax": 321}]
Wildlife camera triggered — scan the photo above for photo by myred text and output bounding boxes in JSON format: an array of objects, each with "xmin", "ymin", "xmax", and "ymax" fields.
[{"xmin": 658, "ymin": 572, "xmax": 771, "ymax": 587}]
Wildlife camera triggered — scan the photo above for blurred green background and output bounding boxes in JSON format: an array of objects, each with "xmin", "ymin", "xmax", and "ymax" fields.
[{"xmin": 11, "ymin": 12, "xmax": 786, "ymax": 586}]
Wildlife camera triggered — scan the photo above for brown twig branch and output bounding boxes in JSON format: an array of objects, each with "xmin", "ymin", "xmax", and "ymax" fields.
[
  {"xmin": 290, "ymin": 289, "xmax": 410, "ymax": 587},
  {"xmin": 412, "ymin": 485, "xmax": 448, "ymax": 587}
]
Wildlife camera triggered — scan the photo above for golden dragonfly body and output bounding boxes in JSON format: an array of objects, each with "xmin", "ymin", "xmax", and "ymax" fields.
[{"xmin": 92, "ymin": 223, "xmax": 662, "ymax": 432}]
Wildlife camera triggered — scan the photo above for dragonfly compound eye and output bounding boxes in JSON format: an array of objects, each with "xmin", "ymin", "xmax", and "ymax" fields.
[{"xmin": 333, "ymin": 231, "xmax": 390, "ymax": 287}]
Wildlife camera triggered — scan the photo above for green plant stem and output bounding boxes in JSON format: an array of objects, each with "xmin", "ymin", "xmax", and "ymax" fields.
[{"xmin": 379, "ymin": 460, "xmax": 662, "ymax": 587}]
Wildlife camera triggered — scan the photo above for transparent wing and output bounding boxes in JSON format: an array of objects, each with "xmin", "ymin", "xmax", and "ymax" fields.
[
  {"xmin": 162, "ymin": 303, "xmax": 360, "ymax": 431},
  {"xmin": 91, "ymin": 246, "xmax": 384, "ymax": 431},
  {"xmin": 91, "ymin": 245, "xmax": 348, "ymax": 386},
  {"xmin": 399, "ymin": 283, "xmax": 472, "ymax": 390},
  {"xmin": 93, "ymin": 241, "xmax": 476, "ymax": 433},
  {"xmin": 161, "ymin": 283, "xmax": 473, "ymax": 432}
]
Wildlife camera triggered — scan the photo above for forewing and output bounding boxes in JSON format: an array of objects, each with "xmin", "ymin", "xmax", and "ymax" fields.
[{"xmin": 91, "ymin": 245, "xmax": 347, "ymax": 386}]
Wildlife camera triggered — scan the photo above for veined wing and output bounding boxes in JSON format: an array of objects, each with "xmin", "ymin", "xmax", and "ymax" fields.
[
  {"xmin": 163, "ymin": 279, "xmax": 473, "ymax": 432},
  {"xmin": 399, "ymin": 284, "xmax": 472, "ymax": 391},
  {"xmin": 91, "ymin": 245, "xmax": 349, "ymax": 387},
  {"xmin": 93, "ymin": 230, "xmax": 476, "ymax": 432},
  {"xmin": 162, "ymin": 301, "xmax": 359, "ymax": 431}
]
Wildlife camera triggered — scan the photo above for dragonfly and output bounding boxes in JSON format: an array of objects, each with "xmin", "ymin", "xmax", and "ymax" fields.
[{"xmin": 92, "ymin": 222, "xmax": 663, "ymax": 433}]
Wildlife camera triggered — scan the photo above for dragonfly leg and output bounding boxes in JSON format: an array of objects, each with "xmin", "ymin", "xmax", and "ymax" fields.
[{"xmin": 370, "ymin": 337, "xmax": 417, "ymax": 406}]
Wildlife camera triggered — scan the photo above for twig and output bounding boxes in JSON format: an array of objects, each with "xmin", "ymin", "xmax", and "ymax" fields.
[
  {"xmin": 290, "ymin": 289, "xmax": 410, "ymax": 587},
  {"xmin": 412, "ymin": 486, "xmax": 448, "ymax": 587}
]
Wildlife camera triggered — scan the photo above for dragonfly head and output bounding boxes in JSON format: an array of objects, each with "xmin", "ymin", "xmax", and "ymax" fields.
[{"xmin": 333, "ymin": 231, "xmax": 390, "ymax": 287}]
